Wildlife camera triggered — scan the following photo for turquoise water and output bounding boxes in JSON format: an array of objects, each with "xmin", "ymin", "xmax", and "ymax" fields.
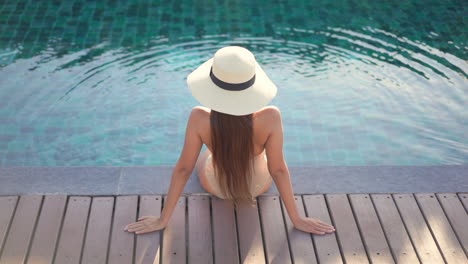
[{"xmin": 0, "ymin": 0, "xmax": 466, "ymax": 166}]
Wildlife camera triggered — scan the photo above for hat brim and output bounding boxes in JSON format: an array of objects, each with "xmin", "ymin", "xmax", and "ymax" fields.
[{"xmin": 187, "ymin": 58, "xmax": 277, "ymax": 116}]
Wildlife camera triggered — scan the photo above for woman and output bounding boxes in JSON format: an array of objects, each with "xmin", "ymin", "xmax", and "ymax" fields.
[{"xmin": 124, "ymin": 46, "xmax": 335, "ymax": 235}]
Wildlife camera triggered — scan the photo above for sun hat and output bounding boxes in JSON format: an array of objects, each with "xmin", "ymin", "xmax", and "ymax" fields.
[{"xmin": 187, "ymin": 46, "xmax": 277, "ymax": 116}]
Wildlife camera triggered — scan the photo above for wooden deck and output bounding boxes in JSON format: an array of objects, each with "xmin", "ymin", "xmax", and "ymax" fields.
[{"xmin": 0, "ymin": 193, "xmax": 466, "ymax": 264}]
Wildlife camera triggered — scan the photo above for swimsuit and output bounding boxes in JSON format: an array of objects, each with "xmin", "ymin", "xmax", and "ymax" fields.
[{"xmin": 204, "ymin": 151, "xmax": 272, "ymax": 199}]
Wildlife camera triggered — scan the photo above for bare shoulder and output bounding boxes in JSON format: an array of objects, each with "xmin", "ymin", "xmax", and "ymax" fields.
[
  {"xmin": 188, "ymin": 106, "xmax": 211, "ymax": 136},
  {"xmin": 256, "ymin": 105, "xmax": 282, "ymax": 126},
  {"xmin": 190, "ymin": 106, "xmax": 210, "ymax": 120},
  {"xmin": 191, "ymin": 105, "xmax": 210, "ymax": 115}
]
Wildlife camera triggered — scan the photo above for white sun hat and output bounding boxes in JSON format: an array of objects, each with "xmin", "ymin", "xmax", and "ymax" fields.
[{"xmin": 187, "ymin": 46, "xmax": 277, "ymax": 116}]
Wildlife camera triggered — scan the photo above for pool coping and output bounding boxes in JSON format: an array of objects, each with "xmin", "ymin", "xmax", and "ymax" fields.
[{"xmin": 0, "ymin": 165, "xmax": 467, "ymax": 195}]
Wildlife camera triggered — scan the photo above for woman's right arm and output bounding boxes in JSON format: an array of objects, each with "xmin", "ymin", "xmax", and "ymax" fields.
[{"xmin": 264, "ymin": 106, "xmax": 335, "ymax": 235}]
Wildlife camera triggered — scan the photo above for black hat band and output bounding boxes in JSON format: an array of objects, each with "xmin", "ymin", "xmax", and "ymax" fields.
[{"xmin": 209, "ymin": 67, "xmax": 255, "ymax": 91}]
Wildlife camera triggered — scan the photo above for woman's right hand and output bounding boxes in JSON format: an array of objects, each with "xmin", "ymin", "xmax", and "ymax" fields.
[{"xmin": 293, "ymin": 217, "xmax": 336, "ymax": 235}]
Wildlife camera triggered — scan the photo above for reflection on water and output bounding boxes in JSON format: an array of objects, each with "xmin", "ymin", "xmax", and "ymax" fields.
[{"xmin": 0, "ymin": 0, "xmax": 466, "ymax": 166}]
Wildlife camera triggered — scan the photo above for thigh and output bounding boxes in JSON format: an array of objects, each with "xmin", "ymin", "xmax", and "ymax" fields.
[
  {"xmin": 251, "ymin": 152, "xmax": 273, "ymax": 197},
  {"xmin": 253, "ymin": 177, "xmax": 273, "ymax": 197},
  {"xmin": 196, "ymin": 149, "xmax": 220, "ymax": 196}
]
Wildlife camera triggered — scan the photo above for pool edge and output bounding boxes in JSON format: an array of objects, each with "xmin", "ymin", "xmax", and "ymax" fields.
[{"xmin": 0, "ymin": 165, "xmax": 467, "ymax": 195}]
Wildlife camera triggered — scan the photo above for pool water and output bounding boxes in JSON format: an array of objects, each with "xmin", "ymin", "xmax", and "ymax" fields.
[{"xmin": 0, "ymin": 0, "xmax": 466, "ymax": 166}]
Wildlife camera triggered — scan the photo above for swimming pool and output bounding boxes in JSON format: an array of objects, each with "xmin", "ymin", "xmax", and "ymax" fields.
[{"xmin": 0, "ymin": 0, "xmax": 466, "ymax": 166}]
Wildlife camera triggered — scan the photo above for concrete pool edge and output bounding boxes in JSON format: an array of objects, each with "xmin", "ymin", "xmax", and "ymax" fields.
[{"xmin": 0, "ymin": 165, "xmax": 466, "ymax": 195}]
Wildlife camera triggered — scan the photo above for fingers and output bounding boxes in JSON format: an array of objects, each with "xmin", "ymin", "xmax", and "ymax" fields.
[
  {"xmin": 125, "ymin": 222, "xmax": 146, "ymax": 231},
  {"xmin": 308, "ymin": 227, "xmax": 326, "ymax": 235},
  {"xmin": 317, "ymin": 220, "xmax": 334, "ymax": 228},
  {"xmin": 124, "ymin": 217, "xmax": 150, "ymax": 230},
  {"xmin": 295, "ymin": 217, "xmax": 336, "ymax": 235},
  {"xmin": 127, "ymin": 224, "xmax": 148, "ymax": 233},
  {"xmin": 305, "ymin": 221, "xmax": 335, "ymax": 234},
  {"xmin": 135, "ymin": 229, "xmax": 151, "ymax": 234},
  {"xmin": 314, "ymin": 226, "xmax": 332, "ymax": 233},
  {"xmin": 306, "ymin": 218, "xmax": 335, "ymax": 230},
  {"xmin": 316, "ymin": 221, "xmax": 335, "ymax": 230},
  {"xmin": 313, "ymin": 227, "xmax": 334, "ymax": 235},
  {"xmin": 125, "ymin": 223, "xmax": 138, "ymax": 230},
  {"xmin": 131, "ymin": 226, "xmax": 148, "ymax": 233},
  {"xmin": 126, "ymin": 224, "xmax": 143, "ymax": 232},
  {"xmin": 320, "ymin": 224, "xmax": 335, "ymax": 231},
  {"xmin": 128, "ymin": 226, "xmax": 150, "ymax": 234}
]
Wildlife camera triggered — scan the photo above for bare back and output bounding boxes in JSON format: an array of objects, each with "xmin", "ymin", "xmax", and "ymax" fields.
[{"xmin": 195, "ymin": 105, "xmax": 276, "ymax": 157}]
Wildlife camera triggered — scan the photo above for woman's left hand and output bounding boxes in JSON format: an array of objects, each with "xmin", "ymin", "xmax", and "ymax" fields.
[{"xmin": 124, "ymin": 216, "xmax": 166, "ymax": 234}]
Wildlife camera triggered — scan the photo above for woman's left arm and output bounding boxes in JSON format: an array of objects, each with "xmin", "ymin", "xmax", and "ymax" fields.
[{"xmin": 125, "ymin": 107, "xmax": 203, "ymax": 234}]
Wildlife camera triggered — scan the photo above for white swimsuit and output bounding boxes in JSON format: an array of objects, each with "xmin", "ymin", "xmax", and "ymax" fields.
[{"xmin": 204, "ymin": 151, "xmax": 272, "ymax": 199}]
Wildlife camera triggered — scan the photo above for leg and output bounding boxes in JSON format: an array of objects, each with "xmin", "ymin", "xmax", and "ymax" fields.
[
  {"xmin": 196, "ymin": 149, "xmax": 221, "ymax": 197},
  {"xmin": 252, "ymin": 150, "xmax": 273, "ymax": 197},
  {"xmin": 254, "ymin": 177, "xmax": 273, "ymax": 197}
]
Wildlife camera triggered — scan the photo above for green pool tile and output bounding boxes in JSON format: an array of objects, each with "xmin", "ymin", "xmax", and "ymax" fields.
[{"xmin": 0, "ymin": 0, "xmax": 466, "ymax": 166}]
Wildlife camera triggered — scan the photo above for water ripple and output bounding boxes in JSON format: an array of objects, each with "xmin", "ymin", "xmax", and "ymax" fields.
[{"xmin": 1, "ymin": 26, "xmax": 466, "ymax": 165}]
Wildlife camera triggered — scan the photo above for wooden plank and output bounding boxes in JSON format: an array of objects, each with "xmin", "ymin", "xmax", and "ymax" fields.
[
  {"xmin": 393, "ymin": 193, "xmax": 444, "ymax": 263},
  {"xmin": 0, "ymin": 195, "xmax": 42, "ymax": 264},
  {"xmin": 281, "ymin": 195, "xmax": 317, "ymax": 264},
  {"xmin": 54, "ymin": 196, "xmax": 91, "ymax": 264},
  {"xmin": 458, "ymin": 193, "xmax": 468, "ymax": 212},
  {"xmin": 162, "ymin": 196, "xmax": 186, "ymax": 264},
  {"xmin": 188, "ymin": 195, "xmax": 213, "ymax": 264},
  {"xmin": 135, "ymin": 195, "xmax": 162, "ymax": 264},
  {"xmin": 371, "ymin": 194, "xmax": 419, "ymax": 263},
  {"xmin": 26, "ymin": 195, "xmax": 67, "ymax": 264},
  {"xmin": 81, "ymin": 196, "xmax": 114, "ymax": 264},
  {"xmin": 258, "ymin": 195, "xmax": 291, "ymax": 264},
  {"xmin": 326, "ymin": 194, "xmax": 369, "ymax": 264},
  {"xmin": 415, "ymin": 193, "xmax": 467, "ymax": 263},
  {"xmin": 303, "ymin": 194, "xmax": 343, "ymax": 264},
  {"xmin": 349, "ymin": 194, "xmax": 395, "ymax": 264},
  {"xmin": 211, "ymin": 197, "xmax": 239, "ymax": 264},
  {"xmin": 108, "ymin": 195, "xmax": 138, "ymax": 264},
  {"xmin": 437, "ymin": 193, "xmax": 468, "ymax": 255},
  {"xmin": 236, "ymin": 199, "xmax": 266, "ymax": 264},
  {"xmin": 0, "ymin": 196, "xmax": 18, "ymax": 253}
]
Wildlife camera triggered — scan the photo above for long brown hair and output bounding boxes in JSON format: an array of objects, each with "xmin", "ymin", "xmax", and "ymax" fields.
[{"xmin": 210, "ymin": 110, "xmax": 256, "ymax": 207}]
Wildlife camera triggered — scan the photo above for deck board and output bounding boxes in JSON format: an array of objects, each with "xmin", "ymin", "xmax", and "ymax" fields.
[
  {"xmin": 458, "ymin": 193, "xmax": 468, "ymax": 211},
  {"xmin": 161, "ymin": 196, "xmax": 186, "ymax": 264},
  {"xmin": 211, "ymin": 197, "xmax": 239, "ymax": 264},
  {"xmin": 415, "ymin": 193, "xmax": 468, "ymax": 263},
  {"xmin": 0, "ymin": 192, "xmax": 466, "ymax": 264},
  {"xmin": 108, "ymin": 195, "xmax": 138, "ymax": 264},
  {"xmin": 0, "ymin": 196, "xmax": 18, "ymax": 255},
  {"xmin": 27, "ymin": 195, "xmax": 67, "ymax": 264},
  {"xmin": 281, "ymin": 195, "xmax": 317, "ymax": 264},
  {"xmin": 258, "ymin": 195, "xmax": 291, "ymax": 264},
  {"xmin": 349, "ymin": 194, "xmax": 395, "ymax": 263},
  {"xmin": 393, "ymin": 193, "xmax": 445, "ymax": 263},
  {"xmin": 436, "ymin": 193, "xmax": 468, "ymax": 255},
  {"xmin": 371, "ymin": 194, "xmax": 420, "ymax": 263},
  {"xmin": 0, "ymin": 195, "xmax": 42, "ymax": 264},
  {"xmin": 303, "ymin": 195, "xmax": 343, "ymax": 264},
  {"xmin": 326, "ymin": 193, "xmax": 369, "ymax": 264},
  {"xmin": 236, "ymin": 200, "xmax": 266, "ymax": 264},
  {"xmin": 135, "ymin": 195, "xmax": 162, "ymax": 264},
  {"xmin": 81, "ymin": 196, "xmax": 114, "ymax": 264},
  {"xmin": 54, "ymin": 196, "xmax": 91, "ymax": 264},
  {"xmin": 188, "ymin": 195, "xmax": 213, "ymax": 264}
]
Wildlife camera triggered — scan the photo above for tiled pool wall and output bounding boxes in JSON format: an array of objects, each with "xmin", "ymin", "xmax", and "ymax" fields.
[
  {"xmin": 0, "ymin": 0, "xmax": 464, "ymax": 55},
  {"xmin": 0, "ymin": 0, "xmax": 466, "ymax": 166}
]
